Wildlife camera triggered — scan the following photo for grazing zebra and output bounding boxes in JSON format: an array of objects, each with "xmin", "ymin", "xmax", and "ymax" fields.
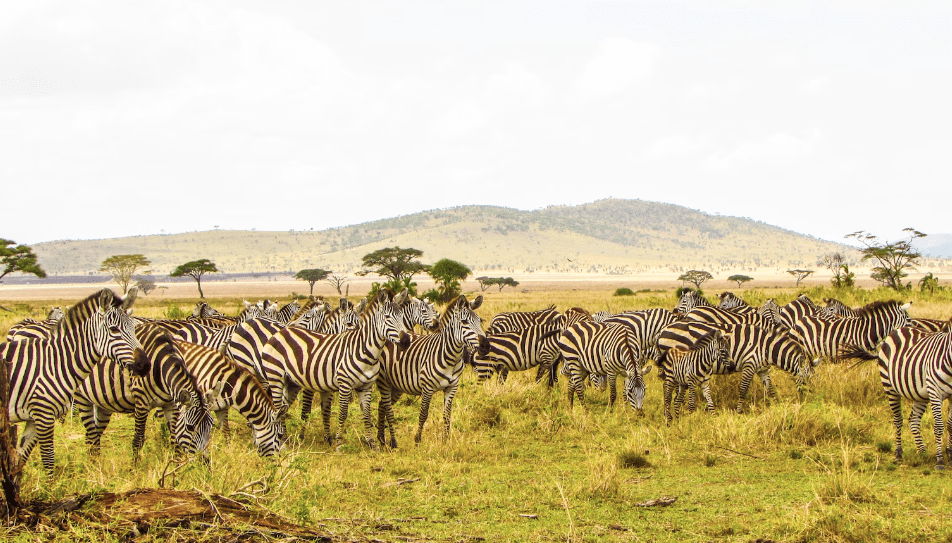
[
  {"xmin": 73, "ymin": 323, "xmax": 217, "ymax": 461},
  {"xmin": 843, "ymin": 327, "xmax": 952, "ymax": 467},
  {"xmin": 376, "ymin": 295, "xmax": 488, "ymax": 448},
  {"xmin": 662, "ymin": 329, "xmax": 730, "ymax": 424},
  {"xmin": 472, "ymin": 324, "xmax": 562, "ymax": 384},
  {"xmin": 174, "ymin": 340, "xmax": 284, "ymax": 456},
  {"xmin": 259, "ymin": 289, "xmax": 408, "ymax": 448},
  {"xmin": 593, "ymin": 308, "xmax": 679, "ymax": 399},
  {"xmin": 659, "ymin": 321, "xmax": 815, "ymax": 412},
  {"xmin": 674, "ymin": 289, "xmax": 713, "ymax": 315},
  {"xmin": 777, "ymin": 294, "xmax": 834, "ymax": 330},
  {"xmin": 1, "ymin": 289, "xmax": 150, "ymax": 476},
  {"xmin": 558, "ymin": 321, "xmax": 650, "ymax": 412},
  {"xmin": 823, "ymin": 298, "xmax": 857, "ymax": 317},
  {"xmin": 794, "ymin": 300, "xmax": 912, "ymax": 363}
]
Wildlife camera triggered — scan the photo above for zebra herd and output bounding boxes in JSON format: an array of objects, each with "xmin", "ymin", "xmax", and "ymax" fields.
[{"xmin": 2, "ymin": 286, "xmax": 952, "ymax": 478}]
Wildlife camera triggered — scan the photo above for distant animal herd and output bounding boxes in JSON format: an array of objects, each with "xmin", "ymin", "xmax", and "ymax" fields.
[{"xmin": 3, "ymin": 285, "xmax": 952, "ymax": 479}]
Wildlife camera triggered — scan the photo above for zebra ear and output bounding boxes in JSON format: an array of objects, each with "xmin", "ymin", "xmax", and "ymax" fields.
[
  {"xmin": 356, "ymin": 298, "xmax": 368, "ymax": 312},
  {"xmin": 901, "ymin": 302, "xmax": 912, "ymax": 311},
  {"xmin": 393, "ymin": 289, "xmax": 409, "ymax": 307},
  {"xmin": 99, "ymin": 289, "xmax": 115, "ymax": 313},
  {"xmin": 123, "ymin": 287, "xmax": 138, "ymax": 310},
  {"xmin": 176, "ymin": 390, "xmax": 191, "ymax": 405},
  {"xmin": 206, "ymin": 381, "xmax": 225, "ymax": 404},
  {"xmin": 242, "ymin": 300, "xmax": 252, "ymax": 309},
  {"xmin": 470, "ymin": 295, "xmax": 483, "ymax": 310},
  {"xmin": 641, "ymin": 363, "xmax": 653, "ymax": 376}
]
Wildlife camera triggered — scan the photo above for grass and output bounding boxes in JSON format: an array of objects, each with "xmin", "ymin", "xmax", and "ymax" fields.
[{"xmin": 3, "ymin": 286, "xmax": 952, "ymax": 541}]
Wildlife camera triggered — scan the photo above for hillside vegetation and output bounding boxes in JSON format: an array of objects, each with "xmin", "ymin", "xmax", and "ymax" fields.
[{"xmin": 32, "ymin": 199, "xmax": 851, "ymax": 277}]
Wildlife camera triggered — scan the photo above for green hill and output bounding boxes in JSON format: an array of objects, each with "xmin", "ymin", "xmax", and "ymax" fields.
[{"xmin": 31, "ymin": 198, "xmax": 848, "ymax": 277}]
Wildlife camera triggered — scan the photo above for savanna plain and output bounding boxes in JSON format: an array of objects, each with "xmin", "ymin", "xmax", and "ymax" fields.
[{"xmin": 2, "ymin": 281, "xmax": 952, "ymax": 543}]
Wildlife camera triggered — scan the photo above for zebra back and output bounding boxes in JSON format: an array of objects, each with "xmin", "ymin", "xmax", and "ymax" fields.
[
  {"xmin": 683, "ymin": 305, "xmax": 774, "ymax": 328},
  {"xmin": 473, "ymin": 324, "xmax": 562, "ymax": 381},
  {"xmin": 795, "ymin": 300, "xmax": 912, "ymax": 362},
  {"xmin": 488, "ymin": 305, "xmax": 563, "ymax": 334}
]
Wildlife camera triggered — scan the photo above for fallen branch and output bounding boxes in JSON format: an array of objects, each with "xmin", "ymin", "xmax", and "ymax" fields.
[
  {"xmin": 191, "ymin": 488, "xmax": 224, "ymax": 523},
  {"xmin": 518, "ymin": 514, "xmax": 538, "ymax": 519},
  {"xmin": 380, "ymin": 477, "xmax": 420, "ymax": 488},
  {"xmin": 716, "ymin": 446, "xmax": 762, "ymax": 460},
  {"xmin": 635, "ymin": 496, "xmax": 677, "ymax": 507}
]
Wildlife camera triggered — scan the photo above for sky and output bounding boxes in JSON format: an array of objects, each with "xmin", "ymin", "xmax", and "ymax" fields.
[{"xmin": 2, "ymin": 1, "xmax": 950, "ymax": 247}]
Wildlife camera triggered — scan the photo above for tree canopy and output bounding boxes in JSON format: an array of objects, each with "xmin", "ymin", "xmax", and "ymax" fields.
[
  {"xmin": 0, "ymin": 239, "xmax": 46, "ymax": 282},
  {"xmin": 846, "ymin": 228, "xmax": 925, "ymax": 291},
  {"xmin": 677, "ymin": 270, "xmax": 713, "ymax": 290},
  {"xmin": 100, "ymin": 254, "xmax": 151, "ymax": 294},
  {"xmin": 170, "ymin": 259, "xmax": 219, "ymax": 298},
  {"xmin": 425, "ymin": 259, "xmax": 471, "ymax": 304},
  {"xmin": 786, "ymin": 269, "xmax": 814, "ymax": 287},
  {"xmin": 727, "ymin": 274, "xmax": 753, "ymax": 288},
  {"xmin": 295, "ymin": 268, "xmax": 332, "ymax": 295},
  {"xmin": 359, "ymin": 247, "xmax": 429, "ymax": 296},
  {"xmin": 477, "ymin": 276, "xmax": 520, "ymax": 292}
]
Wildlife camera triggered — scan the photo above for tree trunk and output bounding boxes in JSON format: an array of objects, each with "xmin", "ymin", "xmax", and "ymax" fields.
[
  {"xmin": 0, "ymin": 356, "xmax": 21, "ymax": 522},
  {"xmin": 196, "ymin": 279, "xmax": 204, "ymax": 299}
]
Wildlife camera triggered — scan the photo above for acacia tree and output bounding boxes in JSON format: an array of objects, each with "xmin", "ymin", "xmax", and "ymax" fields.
[
  {"xmin": 846, "ymin": 228, "xmax": 925, "ymax": 291},
  {"xmin": 0, "ymin": 238, "xmax": 46, "ymax": 282},
  {"xmin": 170, "ymin": 259, "xmax": 219, "ymax": 298},
  {"xmin": 134, "ymin": 275, "xmax": 158, "ymax": 296},
  {"xmin": 919, "ymin": 272, "xmax": 940, "ymax": 294},
  {"xmin": 786, "ymin": 269, "xmax": 814, "ymax": 287},
  {"xmin": 678, "ymin": 270, "xmax": 713, "ymax": 290},
  {"xmin": 295, "ymin": 268, "xmax": 331, "ymax": 295},
  {"xmin": 819, "ymin": 252, "xmax": 850, "ymax": 288},
  {"xmin": 100, "ymin": 254, "xmax": 151, "ymax": 294},
  {"xmin": 325, "ymin": 275, "xmax": 350, "ymax": 295},
  {"xmin": 426, "ymin": 259, "xmax": 471, "ymax": 304},
  {"xmin": 358, "ymin": 246, "xmax": 429, "ymax": 296},
  {"xmin": 727, "ymin": 274, "xmax": 753, "ymax": 288}
]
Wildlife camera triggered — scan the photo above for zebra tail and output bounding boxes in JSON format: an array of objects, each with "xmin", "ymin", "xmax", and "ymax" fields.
[{"xmin": 836, "ymin": 344, "xmax": 878, "ymax": 370}]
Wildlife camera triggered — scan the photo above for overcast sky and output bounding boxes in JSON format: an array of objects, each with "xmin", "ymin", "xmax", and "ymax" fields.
[{"xmin": 2, "ymin": 2, "xmax": 949, "ymax": 246}]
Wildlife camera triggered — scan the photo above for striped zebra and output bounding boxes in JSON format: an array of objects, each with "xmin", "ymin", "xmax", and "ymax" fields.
[
  {"xmin": 759, "ymin": 299, "xmax": 784, "ymax": 328},
  {"xmin": 662, "ymin": 329, "xmax": 730, "ymax": 424},
  {"xmin": 472, "ymin": 324, "xmax": 562, "ymax": 384},
  {"xmin": 5, "ymin": 307, "xmax": 67, "ymax": 342},
  {"xmin": 73, "ymin": 323, "xmax": 217, "ymax": 461},
  {"xmin": 173, "ymin": 340, "xmax": 284, "ymax": 456},
  {"xmin": 259, "ymin": 289, "xmax": 408, "ymax": 448},
  {"xmin": 268, "ymin": 300, "xmax": 302, "ymax": 325},
  {"xmin": 718, "ymin": 292, "xmax": 747, "ymax": 310},
  {"xmin": 674, "ymin": 289, "xmax": 713, "ymax": 315},
  {"xmin": 794, "ymin": 300, "xmax": 912, "ymax": 363},
  {"xmin": 558, "ymin": 321, "xmax": 650, "ymax": 412},
  {"xmin": 488, "ymin": 305, "xmax": 564, "ymax": 334},
  {"xmin": 659, "ymin": 321, "xmax": 815, "ymax": 412},
  {"xmin": 1, "ymin": 289, "xmax": 150, "ymax": 476},
  {"xmin": 843, "ymin": 327, "xmax": 952, "ymax": 467},
  {"xmin": 777, "ymin": 294, "xmax": 833, "ymax": 330},
  {"xmin": 376, "ymin": 295, "xmax": 487, "ymax": 447},
  {"xmin": 591, "ymin": 308, "xmax": 679, "ymax": 401},
  {"xmin": 682, "ymin": 305, "xmax": 775, "ymax": 329},
  {"xmin": 823, "ymin": 298, "xmax": 857, "ymax": 317},
  {"xmin": 910, "ymin": 318, "xmax": 951, "ymax": 333}
]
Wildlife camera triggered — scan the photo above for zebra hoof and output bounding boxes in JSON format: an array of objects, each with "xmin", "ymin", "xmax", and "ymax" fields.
[
  {"xmin": 935, "ymin": 463, "xmax": 946, "ymax": 471},
  {"xmin": 325, "ymin": 436, "xmax": 335, "ymax": 447},
  {"xmin": 389, "ymin": 438, "xmax": 398, "ymax": 449}
]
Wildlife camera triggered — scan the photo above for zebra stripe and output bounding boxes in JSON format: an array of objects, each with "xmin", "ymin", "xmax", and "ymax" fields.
[
  {"xmin": 73, "ymin": 323, "xmax": 216, "ymax": 461},
  {"xmin": 558, "ymin": 321, "xmax": 649, "ymax": 412},
  {"xmin": 674, "ymin": 289, "xmax": 713, "ymax": 315},
  {"xmin": 1, "ymin": 288, "xmax": 149, "ymax": 476},
  {"xmin": 487, "ymin": 305, "xmax": 564, "ymax": 334},
  {"xmin": 718, "ymin": 292, "xmax": 748, "ymax": 310},
  {"xmin": 173, "ymin": 339, "xmax": 283, "ymax": 457},
  {"xmin": 823, "ymin": 297, "xmax": 857, "ymax": 317},
  {"xmin": 259, "ymin": 289, "xmax": 408, "ymax": 448},
  {"xmin": 682, "ymin": 305, "xmax": 775, "ymax": 329},
  {"xmin": 662, "ymin": 329, "xmax": 730, "ymax": 424},
  {"xmin": 794, "ymin": 300, "xmax": 912, "ymax": 363},
  {"xmin": 376, "ymin": 295, "xmax": 487, "ymax": 448},
  {"xmin": 473, "ymin": 324, "xmax": 562, "ymax": 384}
]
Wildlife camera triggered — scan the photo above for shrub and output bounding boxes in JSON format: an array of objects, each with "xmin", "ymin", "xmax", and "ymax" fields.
[{"xmin": 614, "ymin": 287, "xmax": 635, "ymax": 296}]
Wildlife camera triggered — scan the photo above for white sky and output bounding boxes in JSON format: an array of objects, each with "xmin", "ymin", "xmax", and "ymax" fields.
[{"xmin": 2, "ymin": 1, "xmax": 950, "ymax": 246}]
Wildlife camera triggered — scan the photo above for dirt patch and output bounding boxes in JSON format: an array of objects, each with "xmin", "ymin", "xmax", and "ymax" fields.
[{"xmin": 10, "ymin": 488, "xmax": 333, "ymax": 541}]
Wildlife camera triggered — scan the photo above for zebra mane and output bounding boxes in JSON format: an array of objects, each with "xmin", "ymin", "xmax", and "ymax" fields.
[
  {"xmin": 854, "ymin": 300, "xmax": 904, "ymax": 317},
  {"xmin": 361, "ymin": 288, "xmax": 395, "ymax": 319},
  {"xmin": 289, "ymin": 297, "xmax": 325, "ymax": 321},
  {"xmin": 54, "ymin": 289, "xmax": 121, "ymax": 333},
  {"xmin": 152, "ymin": 327, "xmax": 207, "ymax": 408},
  {"xmin": 432, "ymin": 295, "xmax": 481, "ymax": 331},
  {"xmin": 795, "ymin": 294, "xmax": 816, "ymax": 307}
]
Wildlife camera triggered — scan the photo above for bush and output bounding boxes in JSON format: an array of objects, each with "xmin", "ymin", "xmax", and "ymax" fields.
[
  {"xmin": 614, "ymin": 287, "xmax": 636, "ymax": 296},
  {"xmin": 164, "ymin": 304, "xmax": 188, "ymax": 320}
]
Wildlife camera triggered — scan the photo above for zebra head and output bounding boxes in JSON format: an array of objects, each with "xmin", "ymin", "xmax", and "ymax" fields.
[
  {"xmin": 95, "ymin": 288, "xmax": 150, "ymax": 376},
  {"xmin": 718, "ymin": 292, "xmax": 747, "ymax": 310},
  {"xmin": 367, "ymin": 288, "xmax": 410, "ymax": 345},
  {"xmin": 239, "ymin": 300, "xmax": 265, "ymax": 322},
  {"xmin": 402, "ymin": 296, "xmax": 440, "ymax": 332},
  {"xmin": 47, "ymin": 306, "xmax": 66, "ymax": 322},
  {"xmin": 172, "ymin": 383, "xmax": 219, "ymax": 461},
  {"xmin": 192, "ymin": 301, "xmax": 223, "ymax": 318},
  {"xmin": 623, "ymin": 367, "xmax": 648, "ymax": 412},
  {"xmin": 446, "ymin": 294, "xmax": 488, "ymax": 354}
]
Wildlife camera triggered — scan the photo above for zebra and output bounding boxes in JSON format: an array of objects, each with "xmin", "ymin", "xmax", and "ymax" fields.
[
  {"xmin": 682, "ymin": 305, "xmax": 775, "ymax": 329},
  {"xmin": 192, "ymin": 301, "xmax": 226, "ymax": 319},
  {"xmin": 910, "ymin": 318, "xmax": 951, "ymax": 333},
  {"xmin": 1, "ymin": 288, "xmax": 150, "ymax": 476},
  {"xmin": 72, "ymin": 323, "xmax": 218, "ymax": 462},
  {"xmin": 674, "ymin": 289, "xmax": 713, "ymax": 316},
  {"xmin": 5, "ymin": 307, "xmax": 67, "ymax": 342},
  {"xmin": 776, "ymin": 294, "xmax": 835, "ymax": 330},
  {"xmin": 173, "ymin": 339, "xmax": 284, "ymax": 457},
  {"xmin": 376, "ymin": 295, "xmax": 488, "ymax": 448},
  {"xmin": 268, "ymin": 300, "xmax": 302, "ymax": 325},
  {"xmin": 662, "ymin": 329, "xmax": 731, "ymax": 424},
  {"xmin": 759, "ymin": 299, "xmax": 785, "ymax": 328},
  {"xmin": 593, "ymin": 308, "xmax": 679, "ymax": 400},
  {"xmin": 488, "ymin": 305, "xmax": 564, "ymax": 334},
  {"xmin": 823, "ymin": 298, "xmax": 857, "ymax": 317},
  {"xmin": 399, "ymin": 296, "xmax": 441, "ymax": 333},
  {"xmin": 658, "ymin": 321, "xmax": 815, "ymax": 412},
  {"xmin": 842, "ymin": 327, "xmax": 952, "ymax": 467},
  {"xmin": 259, "ymin": 289, "xmax": 408, "ymax": 448},
  {"xmin": 558, "ymin": 321, "xmax": 650, "ymax": 412},
  {"xmin": 718, "ymin": 292, "xmax": 748, "ymax": 310},
  {"xmin": 794, "ymin": 300, "xmax": 912, "ymax": 363},
  {"xmin": 472, "ymin": 324, "xmax": 562, "ymax": 384}
]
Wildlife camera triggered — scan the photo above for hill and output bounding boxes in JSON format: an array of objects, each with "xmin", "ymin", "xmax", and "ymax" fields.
[{"xmin": 30, "ymin": 198, "xmax": 853, "ymax": 277}]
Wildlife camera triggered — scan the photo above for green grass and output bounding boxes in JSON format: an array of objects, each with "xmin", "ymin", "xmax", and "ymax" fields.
[{"xmin": 3, "ymin": 287, "xmax": 952, "ymax": 542}]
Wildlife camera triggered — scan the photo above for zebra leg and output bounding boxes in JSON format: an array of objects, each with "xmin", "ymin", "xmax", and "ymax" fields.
[
  {"xmin": 300, "ymin": 390, "xmax": 315, "ymax": 424},
  {"xmin": 568, "ymin": 368, "xmax": 588, "ymax": 408},
  {"xmin": 415, "ymin": 389, "xmax": 435, "ymax": 444},
  {"xmin": 686, "ymin": 385, "xmax": 697, "ymax": 413},
  {"xmin": 909, "ymin": 401, "xmax": 928, "ymax": 455},
  {"xmin": 673, "ymin": 385, "xmax": 687, "ymax": 422},
  {"xmin": 35, "ymin": 409, "xmax": 58, "ymax": 478},
  {"xmin": 700, "ymin": 378, "xmax": 715, "ymax": 413},
  {"xmin": 319, "ymin": 392, "xmax": 334, "ymax": 446},
  {"xmin": 378, "ymin": 388, "xmax": 401, "ymax": 449},
  {"xmin": 214, "ymin": 408, "xmax": 231, "ymax": 435},
  {"xmin": 929, "ymin": 397, "xmax": 946, "ymax": 469},
  {"xmin": 759, "ymin": 370, "xmax": 776, "ymax": 401},
  {"xmin": 17, "ymin": 419, "xmax": 39, "ymax": 464},
  {"xmin": 735, "ymin": 364, "xmax": 757, "ymax": 413},
  {"xmin": 607, "ymin": 372, "xmax": 617, "ymax": 410},
  {"xmin": 75, "ymin": 398, "xmax": 107, "ymax": 455},
  {"xmin": 663, "ymin": 380, "xmax": 674, "ymax": 425},
  {"xmin": 356, "ymin": 386, "xmax": 377, "ymax": 449},
  {"xmin": 441, "ymin": 385, "xmax": 459, "ymax": 441},
  {"xmin": 498, "ymin": 368, "xmax": 509, "ymax": 384},
  {"xmin": 334, "ymin": 387, "xmax": 356, "ymax": 450},
  {"xmin": 886, "ymin": 392, "xmax": 904, "ymax": 462}
]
